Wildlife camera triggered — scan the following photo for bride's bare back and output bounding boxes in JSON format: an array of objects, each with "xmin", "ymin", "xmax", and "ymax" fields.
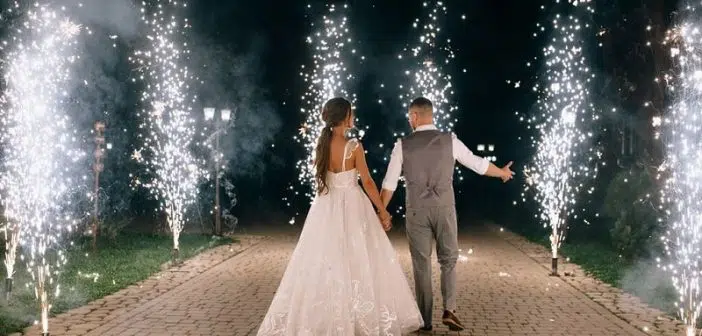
[
  {"xmin": 327, "ymin": 134, "xmax": 356, "ymax": 173},
  {"xmin": 316, "ymin": 129, "xmax": 388, "ymax": 222}
]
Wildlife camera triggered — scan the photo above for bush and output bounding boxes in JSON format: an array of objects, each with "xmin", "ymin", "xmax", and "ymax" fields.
[{"xmin": 602, "ymin": 167, "xmax": 660, "ymax": 259}]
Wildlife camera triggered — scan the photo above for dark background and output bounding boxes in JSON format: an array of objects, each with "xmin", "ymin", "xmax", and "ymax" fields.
[
  {"xmin": 188, "ymin": 0, "xmax": 544, "ymax": 226},
  {"xmin": 0, "ymin": 0, "xmax": 680, "ymax": 242},
  {"xmin": 175, "ymin": 0, "xmax": 679, "ymax": 236}
]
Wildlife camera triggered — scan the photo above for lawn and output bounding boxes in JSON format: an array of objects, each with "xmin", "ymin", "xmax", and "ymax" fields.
[{"xmin": 0, "ymin": 233, "xmax": 234, "ymax": 336}]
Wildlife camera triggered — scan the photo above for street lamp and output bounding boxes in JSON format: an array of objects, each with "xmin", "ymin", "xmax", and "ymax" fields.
[
  {"xmin": 221, "ymin": 109, "xmax": 231, "ymax": 122},
  {"xmin": 204, "ymin": 107, "xmax": 215, "ymax": 121},
  {"xmin": 203, "ymin": 107, "xmax": 233, "ymax": 236},
  {"xmin": 90, "ymin": 121, "xmax": 107, "ymax": 250}
]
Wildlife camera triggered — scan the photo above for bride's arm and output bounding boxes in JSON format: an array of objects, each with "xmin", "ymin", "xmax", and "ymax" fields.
[{"xmin": 354, "ymin": 141, "xmax": 389, "ymax": 216}]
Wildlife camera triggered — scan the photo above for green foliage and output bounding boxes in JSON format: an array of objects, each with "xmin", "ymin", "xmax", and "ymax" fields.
[
  {"xmin": 602, "ymin": 167, "xmax": 660, "ymax": 259},
  {"xmin": 518, "ymin": 230, "xmax": 627, "ymax": 285},
  {"xmin": 97, "ymin": 217, "xmax": 131, "ymax": 241},
  {"xmin": 560, "ymin": 241, "xmax": 627, "ymax": 285},
  {"xmin": 0, "ymin": 233, "xmax": 234, "ymax": 336}
]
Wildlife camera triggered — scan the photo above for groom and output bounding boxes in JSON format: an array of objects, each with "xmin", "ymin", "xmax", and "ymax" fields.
[{"xmin": 380, "ymin": 97, "xmax": 514, "ymax": 331}]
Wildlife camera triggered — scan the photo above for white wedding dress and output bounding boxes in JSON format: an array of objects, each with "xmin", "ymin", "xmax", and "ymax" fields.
[{"xmin": 257, "ymin": 139, "xmax": 423, "ymax": 336}]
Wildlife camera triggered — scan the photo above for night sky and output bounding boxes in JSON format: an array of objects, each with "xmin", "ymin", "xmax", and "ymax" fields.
[
  {"xmin": 184, "ymin": 0, "xmax": 543, "ymax": 220},
  {"xmin": 0, "ymin": 0, "xmax": 562, "ymax": 225}
]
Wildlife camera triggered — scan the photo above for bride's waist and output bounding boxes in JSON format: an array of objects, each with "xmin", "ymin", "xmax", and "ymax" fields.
[{"xmin": 329, "ymin": 183, "xmax": 359, "ymax": 189}]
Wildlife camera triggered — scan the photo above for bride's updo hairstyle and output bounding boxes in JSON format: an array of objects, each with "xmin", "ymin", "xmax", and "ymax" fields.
[{"xmin": 314, "ymin": 97, "xmax": 352, "ymax": 195}]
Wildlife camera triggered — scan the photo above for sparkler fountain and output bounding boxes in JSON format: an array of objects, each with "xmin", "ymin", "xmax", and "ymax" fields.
[
  {"xmin": 2, "ymin": 221, "xmax": 19, "ymax": 301},
  {"xmin": 0, "ymin": 3, "xmax": 83, "ymax": 334},
  {"xmin": 398, "ymin": 1, "xmax": 457, "ymax": 133},
  {"xmin": 520, "ymin": 0, "xmax": 599, "ymax": 276},
  {"xmin": 293, "ymin": 3, "xmax": 358, "ymax": 201},
  {"xmin": 659, "ymin": 5, "xmax": 702, "ymax": 334},
  {"xmin": 380, "ymin": 1, "xmax": 461, "ymax": 219},
  {"xmin": 130, "ymin": 0, "xmax": 201, "ymax": 262},
  {"xmin": 0, "ymin": 1, "xmax": 25, "ymax": 303}
]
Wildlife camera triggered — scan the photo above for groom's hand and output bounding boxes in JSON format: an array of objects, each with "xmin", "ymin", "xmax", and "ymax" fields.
[
  {"xmin": 500, "ymin": 161, "xmax": 515, "ymax": 183},
  {"xmin": 378, "ymin": 210, "xmax": 392, "ymax": 231},
  {"xmin": 381, "ymin": 216, "xmax": 392, "ymax": 231}
]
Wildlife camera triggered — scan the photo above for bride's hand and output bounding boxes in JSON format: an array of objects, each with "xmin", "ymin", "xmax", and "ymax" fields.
[
  {"xmin": 382, "ymin": 217, "xmax": 392, "ymax": 231},
  {"xmin": 378, "ymin": 210, "xmax": 392, "ymax": 231}
]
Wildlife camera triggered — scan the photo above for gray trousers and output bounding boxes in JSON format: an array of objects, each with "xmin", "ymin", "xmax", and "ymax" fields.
[{"xmin": 405, "ymin": 205, "xmax": 458, "ymax": 326}]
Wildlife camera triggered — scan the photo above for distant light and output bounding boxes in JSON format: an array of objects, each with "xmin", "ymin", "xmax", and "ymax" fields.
[
  {"xmin": 477, "ymin": 144, "xmax": 485, "ymax": 151},
  {"xmin": 203, "ymin": 107, "xmax": 215, "ymax": 121},
  {"xmin": 221, "ymin": 109, "xmax": 231, "ymax": 121}
]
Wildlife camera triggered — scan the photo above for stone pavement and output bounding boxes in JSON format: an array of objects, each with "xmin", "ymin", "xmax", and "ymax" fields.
[{"xmin": 16, "ymin": 224, "xmax": 687, "ymax": 336}]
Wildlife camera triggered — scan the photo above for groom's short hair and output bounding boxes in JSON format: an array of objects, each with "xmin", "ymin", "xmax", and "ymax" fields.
[{"xmin": 409, "ymin": 97, "xmax": 433, "ymax": 117}]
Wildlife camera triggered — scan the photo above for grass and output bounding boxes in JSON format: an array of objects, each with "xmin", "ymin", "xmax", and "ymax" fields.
[
  {"xmin": 519, "ymin": 233, "xmax": 628, "ymax": 285},
  {"xmin": 0, "ymin": 233, "xmax": 234, "ymax": 336}
]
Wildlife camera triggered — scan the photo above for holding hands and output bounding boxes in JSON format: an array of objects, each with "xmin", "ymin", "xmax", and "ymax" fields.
[{"xmin": 377, "ymin": 208, "xmax": 392, "ymax": 231}]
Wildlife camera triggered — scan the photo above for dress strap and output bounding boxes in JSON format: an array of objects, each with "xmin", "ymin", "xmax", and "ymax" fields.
[{"xmin": 342, "ymin": 138, "xmax": 359, "ymax": 171}]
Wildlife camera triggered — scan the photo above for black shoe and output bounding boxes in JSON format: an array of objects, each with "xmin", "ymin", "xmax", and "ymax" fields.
[
  {"xmin": 442, "ymin": 310, "xmax": 464, "ymax": 331},
  {"xmin": 417, "ymin": 325, "xmax": 433, "ymax": 333}
]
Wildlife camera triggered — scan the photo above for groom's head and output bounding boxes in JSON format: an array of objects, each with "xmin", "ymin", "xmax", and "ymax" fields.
[{"xmin": 408, "ymin": 97, "xmax": 433, "ymax": 130}]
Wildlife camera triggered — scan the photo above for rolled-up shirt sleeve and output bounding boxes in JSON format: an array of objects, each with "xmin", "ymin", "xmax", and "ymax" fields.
[
  {"xmin": 452, "ymin": 133, "xmax": 489, "ymax": 175},
  {"xmin": 381, "ymin": 139, "xmax": 403, "ymax": 191}
]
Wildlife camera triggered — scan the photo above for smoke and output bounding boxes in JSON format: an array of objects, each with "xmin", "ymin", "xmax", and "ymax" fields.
[
  {"xmin": 618, "ymin": 257, "xmax": 677, "ymax": 315},
  {"xmin": 55, "ymin": 0, "xmax": 142, "ymax": 222},
  {"xmin": 58, "ymin": 0, "xmax": 141, "ymax": 39},
  {"xmin": 58, "ymin": 0, "xmax": 282, "ymax": 180},
  {"xmin": 189, "ymin": 34, "xmax": 282, "ymax": 177},
  {"xmin": 61, "ymin": 0, "xmax": 140, "ymax": 123}
]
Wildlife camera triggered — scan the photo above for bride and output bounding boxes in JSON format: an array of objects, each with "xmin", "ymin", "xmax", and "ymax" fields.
[{"xmin": 257, "ymin": 97, "xmax": 424, "ymax": 335}]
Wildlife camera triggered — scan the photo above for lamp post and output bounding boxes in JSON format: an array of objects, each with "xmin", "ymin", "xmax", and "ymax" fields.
[
  {"xmin": 92, "ymin": 121, "xmax": 106, "ymax": 250},
  {"xmin": 476, "ymin": 143, "xmax": 498, "ymax": 219},
  {"xmin": 204, "ymin": 108, "xmax": 232, "ymax": 236}
]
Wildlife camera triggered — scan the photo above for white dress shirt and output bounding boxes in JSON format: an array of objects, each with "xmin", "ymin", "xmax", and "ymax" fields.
[{"xmin": 381, "ymin": 124, "xmax": 490, "ymax": 191}]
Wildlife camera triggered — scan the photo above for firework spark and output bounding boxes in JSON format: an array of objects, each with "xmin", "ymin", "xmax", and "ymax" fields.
[
  {"xmin": 383, "ymin": 1, "xmax": 461, "ymax": 218},
  {"xmin": 130, "ymin": 0, "xmax": 201, "ymax": 253},
  {"xmin": 292, "ymin": 3, "xmax": 359, "ymax": 202},
  {"xmin": 659, "ymin": 5, "xmax": 702, "ymax": 334},
  {"xmin": 0, "ymin": 2, "xmax": 83, "ymax": 333},
  {"xmin": 398, "ymin": 1, "xmax": 457, "ymax": 133},
  {"xmin": 519, "ymin": 0, "xmax": 599, "ymax": 274}
]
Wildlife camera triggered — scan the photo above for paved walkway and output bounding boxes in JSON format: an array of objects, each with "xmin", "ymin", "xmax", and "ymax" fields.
[{"xmin": 18, "ymin": 224, "xmax": 687, "ymax": 336}]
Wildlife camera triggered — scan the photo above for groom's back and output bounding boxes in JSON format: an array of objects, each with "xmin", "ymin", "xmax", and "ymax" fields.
[{"xmin": 402, "ymin": 130, "xmax": 455, "ymax": 209}]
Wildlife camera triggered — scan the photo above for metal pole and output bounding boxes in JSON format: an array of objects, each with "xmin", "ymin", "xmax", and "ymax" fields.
[
  {"xmin": 214, "ymin": 129, "xmax": 221, "ymax": 236},
  {"xmin": 4, "ymin": 278, "xmax": 11, "ymax": 301},
  {"xmin": 92, "ymin": 168, "xmax": 100, "ymax": 250},
  {"xmin": 92, "ymin": 122, "xmax": 105, "ymax": 250},
  {"xmin": 550, "ymin": 257, "xmax": 559, "ymax": 277}
]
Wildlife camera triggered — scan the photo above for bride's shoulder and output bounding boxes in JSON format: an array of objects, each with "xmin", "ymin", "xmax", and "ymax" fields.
[
  {"xmin": 342, "ymin": 138, "xmax": 361, "ymax": 160},
  {"xmin": 346, "ymin": 138, "xmax": 361, "ymax": 151}
]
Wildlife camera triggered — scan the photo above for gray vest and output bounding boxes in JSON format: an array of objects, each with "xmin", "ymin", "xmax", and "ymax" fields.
[{"xmin": 401, "ymin": 130, "xmax": 455, "ymax": 208}]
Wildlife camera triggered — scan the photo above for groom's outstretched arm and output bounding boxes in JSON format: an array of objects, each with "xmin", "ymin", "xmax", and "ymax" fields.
[{"xmin": 380, "ymin": 139, "xmax": 403, "ymax": 207}]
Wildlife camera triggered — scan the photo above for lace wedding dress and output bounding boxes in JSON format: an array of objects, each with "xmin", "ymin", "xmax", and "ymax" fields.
[{"xmin": 257, "ymin": 139, "xmax": 423, "ymax": 336}]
